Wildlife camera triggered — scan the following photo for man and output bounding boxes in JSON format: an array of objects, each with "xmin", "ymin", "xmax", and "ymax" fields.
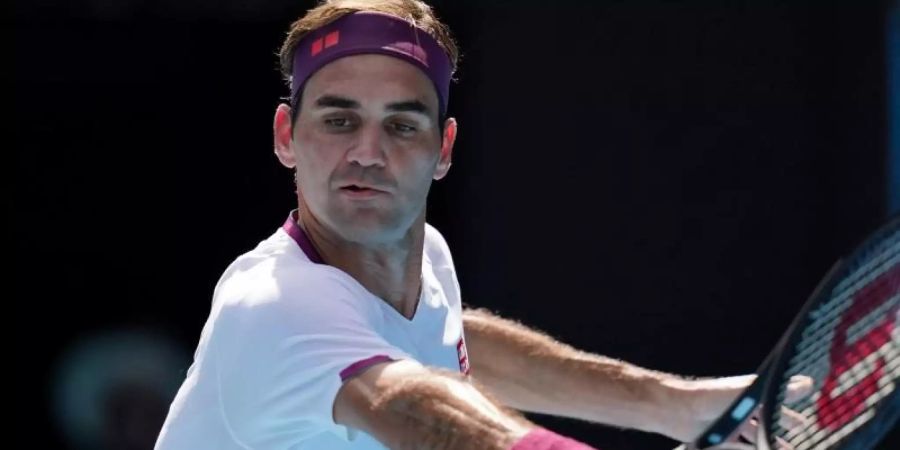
[{"xmin": 155, "ymin": 1, "xmax": 808, "ymax": 449}]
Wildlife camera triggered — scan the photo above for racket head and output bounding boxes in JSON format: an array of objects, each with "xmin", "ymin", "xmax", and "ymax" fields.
[{"xmin": 760, "ymin": 215, "xmax": 900, "ymax": 450}]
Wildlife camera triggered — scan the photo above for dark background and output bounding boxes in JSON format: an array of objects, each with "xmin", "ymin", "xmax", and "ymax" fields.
[{"xmin": 13, "ymin": 0, "xmax": 900, "ymax": 448}]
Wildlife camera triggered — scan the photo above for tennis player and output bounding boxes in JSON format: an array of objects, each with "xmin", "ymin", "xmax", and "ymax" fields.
[{"xmin": 155, "ymin": 1, "xmax": 810, "ymax": 449}]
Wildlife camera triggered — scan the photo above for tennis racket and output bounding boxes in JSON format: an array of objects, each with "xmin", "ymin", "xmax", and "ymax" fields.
[{"xmin": 691, "ymin": 214, "xmax": 900, "ymax": 450}]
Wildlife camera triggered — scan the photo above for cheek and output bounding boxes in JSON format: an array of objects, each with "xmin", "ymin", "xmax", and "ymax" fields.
[
  {"xmin": 399, "ymin": 151, "xmax": 441, "ymax": 192},
  {"xmin": 295, "ymin": 129, "xmax": 339, "ymax": 164},
  {"xmin": 294, "ymin": 146, "xmax": 337, "ymax": 191}
]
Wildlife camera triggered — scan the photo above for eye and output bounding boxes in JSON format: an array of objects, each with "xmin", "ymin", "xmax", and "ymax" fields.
[
  {"xmin": 390, "ymin": 122, "xmax": 417, "ymax": 134},
  {"xmin": 324, "ymin": 117, "xmax": 356, "ymax": 131}
]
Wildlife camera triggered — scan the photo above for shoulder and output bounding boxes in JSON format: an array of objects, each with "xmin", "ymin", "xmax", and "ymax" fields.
[
  {"xmin": 211, "ymin": 229, "xmax": 374, "ymax": 326},
  {"xmin": 424, "ymin": 222, "xmax": 455, "ymax": 269}
]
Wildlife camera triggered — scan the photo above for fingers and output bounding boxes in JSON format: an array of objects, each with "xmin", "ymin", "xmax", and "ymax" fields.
[
  {"xmin": 778, "ymin": 405, "xmax": 809, "ymax": 432},
  {"xmin": 740, "ymin": 419, "xmax": 794, "ymax": 450},
  {"xmin": 750, "ymin": 406, "xmax": 805, "ymax": 450},
  {"xmin": 733, "ymin": 410, "xmax": 799, "ymax": 450},
  {"xmin": 774, "ymin": 435, "xmax": 795, "ymax": 450},
  {"xmin": 784, "ymin": 375, "xmax": 813, "ymax": 404}
]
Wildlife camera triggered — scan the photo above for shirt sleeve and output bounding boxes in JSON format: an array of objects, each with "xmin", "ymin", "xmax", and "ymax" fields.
[{"xmin": 208, "ymin": 265, "xmax": 414, "ymax": 448}]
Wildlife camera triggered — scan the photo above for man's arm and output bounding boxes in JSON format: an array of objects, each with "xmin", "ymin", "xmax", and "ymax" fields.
[
  {"xmin": 462, "ymin": 308, "xmax": 750, "ymax": 442},
  {"xmin": 334, "ymin": 359, "xmax": 595, "ymax": 450}
]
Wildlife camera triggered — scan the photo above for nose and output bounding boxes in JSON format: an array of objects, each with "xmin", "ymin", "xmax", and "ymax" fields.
[{"xmin": 346, "ymin": 123, "xmax": 387, "ymax": 168}]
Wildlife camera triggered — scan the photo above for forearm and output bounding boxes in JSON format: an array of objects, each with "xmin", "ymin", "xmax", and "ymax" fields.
[
  {"xmin": 340, "ymin": 362, "xmax": 533, "ymax": 450},
  {"xmin": 462, "ymin": 308, "xmax": 691, "ymax": 436}
]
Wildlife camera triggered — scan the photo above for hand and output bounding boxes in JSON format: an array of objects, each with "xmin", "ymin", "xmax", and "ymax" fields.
[{"xmin": 663, "ymin": 374, "xmax": 812, "ymax": 446}]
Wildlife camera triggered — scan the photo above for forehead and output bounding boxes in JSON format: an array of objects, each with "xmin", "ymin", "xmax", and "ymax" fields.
[{"xmin": 301, "ymin": 54, "xmax": 439, "ymax": 110}]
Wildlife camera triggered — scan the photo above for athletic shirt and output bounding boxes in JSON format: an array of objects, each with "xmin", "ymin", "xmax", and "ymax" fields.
[{"xmin": 155, "ymin": 211, "xmax": 469, "ymax": 449}]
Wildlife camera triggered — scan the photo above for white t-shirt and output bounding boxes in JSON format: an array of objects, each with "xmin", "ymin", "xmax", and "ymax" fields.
[{"xmin": 155, "ymin": 211, "xmax": 469, "ymax": 450}]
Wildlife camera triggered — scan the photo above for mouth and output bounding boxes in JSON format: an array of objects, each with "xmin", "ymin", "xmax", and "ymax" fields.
[
  {"xmin": 342, "ymin": 184, "xmax": 380, "ymax": 192},
  {"xmin": 339, "ymin": 184, "xmax": 389, "ymax": 197},
  {"xmin": 342, "ymin": 185, "xmax": 375, "ymax": 191}
]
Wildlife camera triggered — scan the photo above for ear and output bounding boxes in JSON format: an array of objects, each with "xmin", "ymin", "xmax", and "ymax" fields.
[
  {"xmin": 274, "ymin": 103, "xmax": 296, "ymax": 168},
  {"xmin": 434, "ymin": 117, "xmax": 457, "ymax": 180}
]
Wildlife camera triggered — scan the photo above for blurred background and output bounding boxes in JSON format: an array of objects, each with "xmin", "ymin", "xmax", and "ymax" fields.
[{"xmin": 13, "ymin": 0, "xmax": 900, "ymax": 448}]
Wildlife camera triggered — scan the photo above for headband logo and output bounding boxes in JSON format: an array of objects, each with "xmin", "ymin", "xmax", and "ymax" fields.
[{"xmin": 311, "ymin": 31, "xmax": 341, "ymax": 57}]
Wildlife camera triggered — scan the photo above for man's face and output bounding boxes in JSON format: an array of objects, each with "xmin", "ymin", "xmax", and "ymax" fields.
[{"xmin": 285, "ymin": 54, "xmax": 453, "ymax": 244}]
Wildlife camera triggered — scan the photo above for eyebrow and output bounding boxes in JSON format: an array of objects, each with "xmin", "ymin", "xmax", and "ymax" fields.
[
  {"xmin": 315, "ymin": 95, "xmax": 360, "ymax": 109},
  {"xmin": 385, "ymin": 100, "xmax": 431, "ymax": 117},
  {"xmin": 314, "ymin": 95, "xmax": 432, "ymax": 118}
]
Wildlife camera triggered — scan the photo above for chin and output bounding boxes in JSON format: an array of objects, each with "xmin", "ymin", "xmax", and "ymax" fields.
[{"xmin": 332, "ymin": 212, "xmax": 414, "ymax": 244}]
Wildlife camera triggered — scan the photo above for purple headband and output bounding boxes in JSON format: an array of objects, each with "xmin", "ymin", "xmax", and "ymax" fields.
[{"xmin": 290, "ymin": 11, "xmax": 452, "ymax": 116}]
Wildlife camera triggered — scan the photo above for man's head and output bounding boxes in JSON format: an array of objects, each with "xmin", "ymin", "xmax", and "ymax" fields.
[
  {"xmin": 278, "ymin": 0, "xmax": 459, "ymax": 122},
  {"xmin": 273, "ymin": 0, "xmax": 459, "ymax": 245}
]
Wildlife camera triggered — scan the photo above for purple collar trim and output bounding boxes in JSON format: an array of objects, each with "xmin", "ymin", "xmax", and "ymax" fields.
[{"xmin": 282, "ymin": 210, "xmax": 325, "ymax": 264}]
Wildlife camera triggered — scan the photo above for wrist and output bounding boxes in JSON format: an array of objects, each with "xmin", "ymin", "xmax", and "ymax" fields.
[
  {"xmin": 653, "ymin": 376, "xmax": 706, "ymax": 440},
  {"xmin": 656, "ymin": 375, "xmax": 756, "ymax": 442}
]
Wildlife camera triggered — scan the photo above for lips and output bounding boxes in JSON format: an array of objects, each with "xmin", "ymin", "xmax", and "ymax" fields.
[
  {"xmin": 338, "ymin": 184, "xmax": 389, "ymax": 198},
  {"xmin": 339, "ymin": 183, "xmax": 389, "ymax": 193},
  {"xmin": 342, "ymin": 185, "xmax": 380, "ymax": 192}
]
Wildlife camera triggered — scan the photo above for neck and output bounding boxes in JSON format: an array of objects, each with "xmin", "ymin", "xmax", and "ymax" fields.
[{"xmin": 297, "ymin": 208, "xmax": 425, "ymax": 320}]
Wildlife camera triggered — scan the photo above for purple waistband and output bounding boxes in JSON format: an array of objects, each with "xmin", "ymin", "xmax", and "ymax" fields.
[{"xmin": 290, "ymin": 11, "xmax": 452, "ymax": 116}]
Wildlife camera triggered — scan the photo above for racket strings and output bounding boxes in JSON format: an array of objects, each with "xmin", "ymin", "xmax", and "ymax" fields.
[
  {"xmin": 771, "ymin": 228, "xmax": 900, "ymax": 450},
  {"xmin": 783, "ymin": 251, "xmax": 899, "ymax": 390},
  {"xmin": 798, "ymin": 246, "xmax": 900, "ymax": 347}
]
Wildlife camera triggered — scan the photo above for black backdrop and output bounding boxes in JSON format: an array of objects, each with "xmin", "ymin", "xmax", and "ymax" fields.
[{"xmin": 14, "ymin": 0, "xmax": 898, "ymax": 448}]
